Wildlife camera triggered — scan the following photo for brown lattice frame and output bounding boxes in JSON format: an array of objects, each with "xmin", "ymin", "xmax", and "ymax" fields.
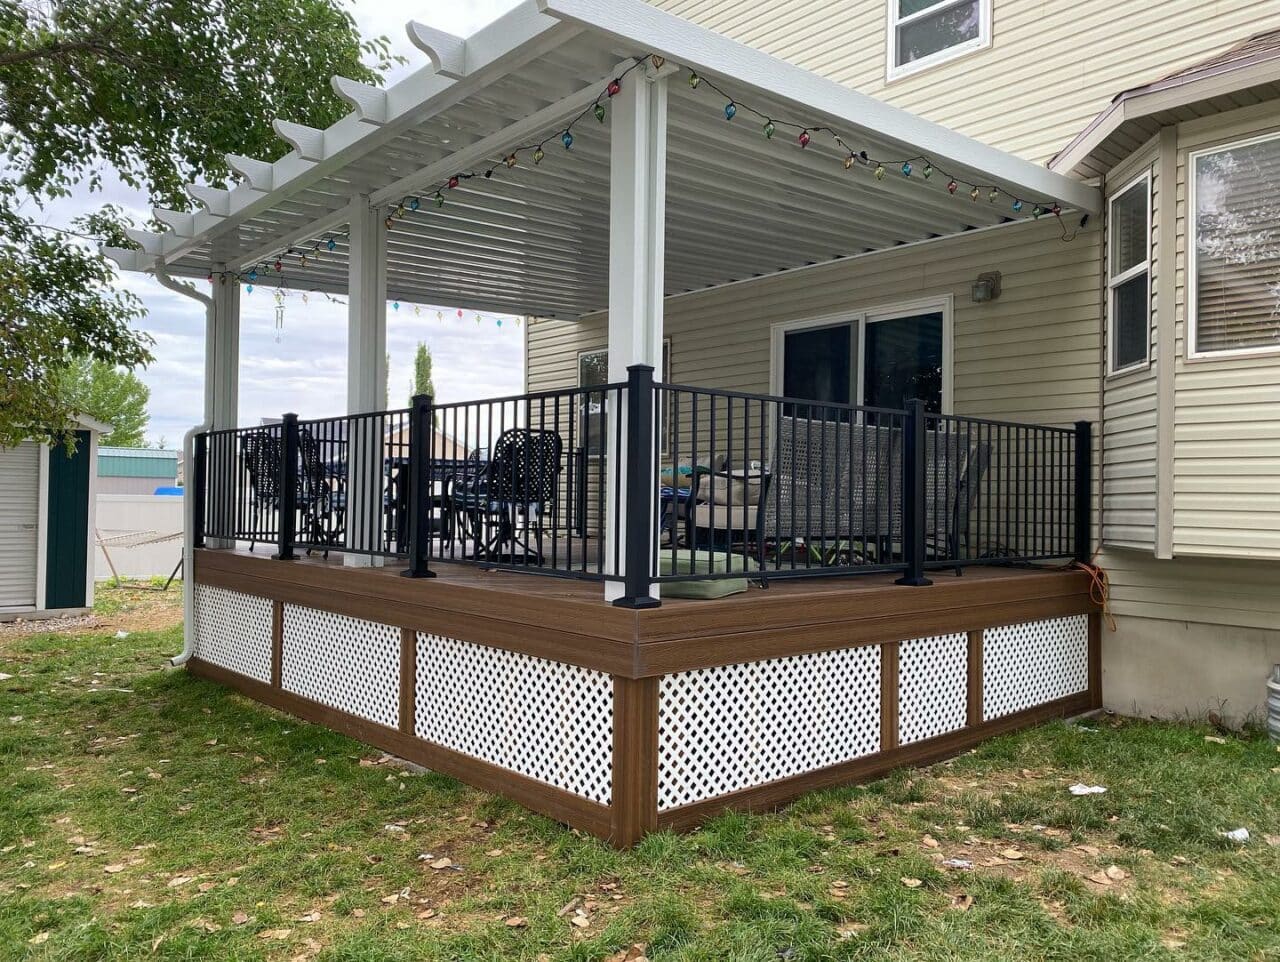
[{"xmin": 189, "ymin": 549, "xmax": 1101, "ymax": 847}]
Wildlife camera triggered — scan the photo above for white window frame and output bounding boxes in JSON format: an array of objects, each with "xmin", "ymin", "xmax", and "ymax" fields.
[
  {"xmin": 1188, "ymin": 130, "xmax": 1280, "ymax": 361},
  {"xmin": 769, "ymin": 295, "xmax": 954, "ymax": 413},
  {"xmin": 886, "ymin": 0, "xmax": 992, "ymax": 83},
  {"xmin": 1106, "ymin": 170, "xmax": 1152, "ymax": 376}
]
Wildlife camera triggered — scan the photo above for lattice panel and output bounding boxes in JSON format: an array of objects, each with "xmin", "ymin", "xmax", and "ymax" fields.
[
  {"xmin": 657, "ymin": 646, "xmax": 881, "ymax": 811},
  {"xmin": 983, "ymin": 615, "xmax": 1089, "ymax": 721},
  {"xmin": 192, "ymin": 585, "xmax": 273, "ymax": 683},
  {"xmin": 415, "ymin": 635, "xmax": 613, "ymax": 805},
  {"xmin": 898, "ymin": 633, "xmax": 969, "ymax": 745},
  {"xmin": 280, "ymin": 605, "xmax": 400, "ymax": 727}
]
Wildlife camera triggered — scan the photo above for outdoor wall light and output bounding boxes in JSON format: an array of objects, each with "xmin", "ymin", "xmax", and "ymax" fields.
[{"xmin": 971, "ymin": 271, "xmax": 1002, "ymax": 303}]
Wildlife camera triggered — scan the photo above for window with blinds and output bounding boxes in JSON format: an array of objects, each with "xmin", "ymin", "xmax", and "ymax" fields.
[
  {"xmin": 1107, "ymin": 173, "xmax": 1151, "ymax": 373},
  {"xmin": 1190, "ymin": 132, "xmax": 1280, "ymax": 358}
]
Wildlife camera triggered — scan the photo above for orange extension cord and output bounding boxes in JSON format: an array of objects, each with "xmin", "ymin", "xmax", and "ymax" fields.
[{"xmin": 1069, "ymin": 554, "xmax": 1116, "ymax": 633}]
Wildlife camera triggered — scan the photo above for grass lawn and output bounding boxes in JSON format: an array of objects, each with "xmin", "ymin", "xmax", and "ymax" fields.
[{"xmin": 2, "ymin": 584, "xmax": 1279, "ymax": 961}]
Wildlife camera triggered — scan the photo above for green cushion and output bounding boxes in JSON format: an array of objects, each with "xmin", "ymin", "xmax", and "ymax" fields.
[{"xmin": 659, "ymin": 549, "xmax": 752, "ymax": 599}]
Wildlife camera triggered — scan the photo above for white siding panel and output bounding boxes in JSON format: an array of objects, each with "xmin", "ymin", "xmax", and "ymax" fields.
[{"xmin": 0, "ymin": 442, "xmax": 40, "ymax": 609}]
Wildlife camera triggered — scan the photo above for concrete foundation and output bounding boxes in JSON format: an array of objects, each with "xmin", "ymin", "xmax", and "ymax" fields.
[{"xmin": 1103, "ymin": 615, "xmax": 1280, "ymax": 727}]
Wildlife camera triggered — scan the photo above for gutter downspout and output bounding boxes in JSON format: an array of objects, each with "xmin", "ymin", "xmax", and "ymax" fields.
[{"xmin": 152, "ymin": 263, "xmax": 214, "ymax": 667}]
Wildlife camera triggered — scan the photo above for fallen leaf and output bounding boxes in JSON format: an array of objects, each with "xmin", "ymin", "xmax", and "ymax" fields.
[
  {"xmin": 429, "ymin": 858, "xmax": 451, "ymax": 870},
  {"xmin": 259, "ymin": 928, "xmax": 293, "ymax": 941},
  {"xmin": 1161, "ymin": 937, "xmax": 1186, "ymax": 950},
  {"xmin": 922, "ymin": 834, "xmax": 940, "ymax": 848},
  {"xmin": 29, "ymin": 932, "xmax": 50, "ymax": 945},
  {"xmin": 951, "ymin": 893, "xmax": 975, "ymax": 912},
  {"xmin": 198, "ymin": 881, "xmax": 217, "ymax": 892},
  {"xmin": 104, "ymin": 863, "xmax": 125, "ymax": 874},
  {"xmin": 415, "ymin": 909, "xmax": 436, "ymax": 920},
  {"xmin": 837, "ymin": 923, "xmax": 869, "ymax": 939},
  {"xmin": 1104, "ymin": 865, "xmax": 1128, "ymax": 881},
  {"xmin": 1086, "ymin": 871, "xmax": 1114, "ymax": 886},
  {"xmin": 505, "ymin": 916, "xmax": 527, "ymax": 928},
  {"xmin": 1204, "ymin": 735, "xmax": 1226, "ymax": 744},
  {"xmin": 232, "ymin": 912, "xmax": 250, "ymax": 925},
  {"xmin": 570, "ymin": 914, "xmax": 591, "ymax": 928},
  {"xmin": 556, "ymin": 898, "xmax": 580, "ymax": 917},
  {"xmin": 395, "ymin": 921, "xmax": 410, "ymax": 930},
  {"xmin": 295, "ymin": 911, "xmax": 321, "ymax": 923},
  {"xmin": 1000, "ymin": 848, "xmax": 1025, "ymax": 861},
  {"xmin": 192, "ymin": 919, "xmax": 221, "ymax": 933},
  {"xmin": 352, "ymin": 909, "xmax": 366, "ymax": 918},
  {"xmin": 486, "ymin": 848, "xmax": 504, "ymax": 857},
  {"xmin": 901, "ymin": 877, "xmax": 923, "ymax": 888},
  {"xmin": 167, "ymin": 876, "xmax": 194, "ymax": 888}
]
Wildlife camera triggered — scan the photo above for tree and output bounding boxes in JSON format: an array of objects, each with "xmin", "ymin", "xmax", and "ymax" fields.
[
  {"xmin": 411, "ymin": 342, "xmax": 436, "ymax": 403},
  {"xmin": 0, "ymin": 0, "xmax": 397, "ymax": 448},
  {"xmin": 53, "ymin": 357, "xmax": 151, "ymax": 447}
]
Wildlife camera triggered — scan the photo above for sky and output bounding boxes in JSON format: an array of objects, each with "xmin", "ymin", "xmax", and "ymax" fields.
[{"xmin": 44, "ymin": 0, "xmax": 528, "ymax": 447}]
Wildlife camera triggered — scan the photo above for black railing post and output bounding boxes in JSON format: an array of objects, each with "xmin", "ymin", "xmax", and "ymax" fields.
[
  {"xmin": 613, "ymin": 364, "xmax": 661, "ymax": 609},
  {"xmin": 896, "ymin": 398, "xmax": 933, "ymax": 587},
  {"xmin": 402, "ymin": 393, "xmax": 438, "ymax": 579},
  {"xmin": 1074, "ymin": 420, "xmax": 1092, "ymax": 563},
  {"xmin": 192, "ymin": 432, "xmax": 208, "ymax": 549},
  {"xmin": 274, "ymin": 413, "xmax": 298, "ymax": 561}
]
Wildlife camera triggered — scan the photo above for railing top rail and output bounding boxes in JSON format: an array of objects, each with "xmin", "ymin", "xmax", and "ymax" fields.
[
  {"xmin": 296, "ymin": 408, "xmax": 410, "ymax": 428},
  {"xmin": 927, "ymin": 411, "xmax": 1077, "ymax": 436},
  {"xmin": 656, "ymin": 381, "xmax": 909, "ymax": 420},
  {"xmin": 432, "ymin": 382, "xmax": 627, "ymax": 411},
  {"xmin": 205, "ymin": 424, "xmax": 275, "ymax": 439}
]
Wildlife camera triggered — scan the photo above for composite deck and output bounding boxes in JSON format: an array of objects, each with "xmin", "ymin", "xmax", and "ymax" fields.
[{"xmin": 190, "ymin": 547, "xmax": 1101, "ymax": 845}]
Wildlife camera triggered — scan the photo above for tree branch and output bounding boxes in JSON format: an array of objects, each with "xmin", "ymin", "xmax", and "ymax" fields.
[{"xmin": 0, "ymin": 37, "xmax": 124, "ymax": 69}]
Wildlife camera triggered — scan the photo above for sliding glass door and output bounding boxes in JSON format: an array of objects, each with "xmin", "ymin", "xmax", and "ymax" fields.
[{"xmin": 776, "ymin": 301, "xmax": 948, "ymax": 414}]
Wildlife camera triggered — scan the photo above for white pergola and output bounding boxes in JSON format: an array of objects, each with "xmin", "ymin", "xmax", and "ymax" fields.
[{"xmin": 106, "ymin": 0, "xmax": 1098, "ymax": 610}]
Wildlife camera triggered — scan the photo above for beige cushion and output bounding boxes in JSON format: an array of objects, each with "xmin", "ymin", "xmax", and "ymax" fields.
[
  {"xmin": 698, "ymin": 472, "xmax": 763, "ymax": 507},
  {"xmin": 692, "ymin": 502, "xmax": 759, "ymax": 532}
]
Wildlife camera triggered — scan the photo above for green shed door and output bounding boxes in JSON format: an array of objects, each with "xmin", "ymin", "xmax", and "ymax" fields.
[{"xmin": 45, "ymin": 431, "xmax": 90, "ymax": 610}]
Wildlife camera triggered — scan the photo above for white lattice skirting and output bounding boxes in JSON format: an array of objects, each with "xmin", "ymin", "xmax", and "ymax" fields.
[
  {"xmin": 281, "ymin": 605, "xmax": 401, "ymax": 728},
  {"xmin": 658, "ymin": 646, "xmax": 882, "ymax": 812},
  {"xmin": 899, "ymin": 632, "xmax": 969, "ymax": 745},
  {"xmin": 983, "ymin": 614, "xmax": 1089, "ymax": 721},
  {"xmin": 192, "ymin": 585, "xmax": 273, "ymax": 683},
  {"xmin": 415, "ymin": 635, "xmax": 614, "ymax": 805}
]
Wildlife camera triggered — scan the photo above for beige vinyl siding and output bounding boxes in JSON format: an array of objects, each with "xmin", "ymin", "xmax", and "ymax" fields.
[
  {"xmin": 1172, "ymin": 103, "xmax": 1280, "ymax": 559},
  {"xmin": 1101, "ymin": 144, "xmax": 1159, "ymax": 551},
  {"xmin": 1102, "ymin": 548, "xmax": 1280, "ymax": 631},
  {"xmin": 648, "ymin": 0, "xmax": 1280, "ymax": 166},
  {"xmin": 529, "ymin": 214, "xmax": 1100, "ymax": 426}
]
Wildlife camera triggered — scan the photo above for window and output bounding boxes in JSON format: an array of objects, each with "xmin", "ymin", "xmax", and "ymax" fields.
[
  {"xmin": 1107, "ymin": 173, "xmax": 1151, "ymax": 373},
  {"xmin": 577, "ymin": 342, "xmax": 672, "ymax": 455},
  {"xmin": 774, "ymin": 299, "xmax": 950, "ymax": 416},
  {"xmin": 888, "ymin": 0, "xmax": 991, "ymax": 80},
  {"xmin": 1190, "ymin": 132, "xmax": 1280, "ymax": 358}
]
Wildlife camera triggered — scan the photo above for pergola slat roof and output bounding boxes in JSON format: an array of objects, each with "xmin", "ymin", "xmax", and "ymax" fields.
[{"xmin": 107, "ymin": 0, "xmax": 1099, "ymax": 319}]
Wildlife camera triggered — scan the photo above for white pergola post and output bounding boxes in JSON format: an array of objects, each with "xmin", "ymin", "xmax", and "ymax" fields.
[
  {"xmin": 604, "ymin": 64, "xmax": 668, "ymax": 604},
  {"xmin": 207, "ymin": 270, "xmax": 240, "ymax": 550},
  {"xmin": 345, "ymin": 196, "xmax": 389, "ymax": 568}
]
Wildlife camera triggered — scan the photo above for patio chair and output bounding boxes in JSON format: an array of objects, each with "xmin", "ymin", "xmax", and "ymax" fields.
[
  {"xmin": 297, "ymin": 427, "xmax": 343, "ymax": 553},
  {"xmin": 760, "ymin": 415, "xmax": 902, "ymax": 567},
  {"xmin": 240, "ymin": 430, "xmax": 282, "ymax": 552},
  {"xmin": 471, "ymin": 430, "xmax": 563, "ymax": 565},
  {"xmin": 685, "ymin": 455, "xmax": 769, "ymax": 556},
  {"xmin": 923, "ymin": 429, "xmax": 990, "ymax": 569}
]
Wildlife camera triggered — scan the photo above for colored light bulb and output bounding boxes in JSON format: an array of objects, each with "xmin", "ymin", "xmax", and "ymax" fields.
[
  {"xmin": 434, "ymin": 191, "xmax": 445, "ymax": 207},
  {"xmin": 392, "ymin": 301, "xmax": 399, "ymax": 311},
  {"xmin": 606, "ymin": 78, "xmax": 621, "ymax": 97},
  {"xmin": 688, "ymin": 72, "xmax": 701, "ymax": 89},
  {"xmin": 843, "ymin": 154, "xmax": 855, "ymax": 170},
  {"xmin": 763, "ymin": 120, "xmax": 775, "ymax": 139},
  {"xmin": 989, "ymin": 188, "xmax": 1000, "ymax": 203},
  {"xmin": 1051, "ymin": 204, "xmax": 1062, "ymax": 216},
  {"xmin": 247, "ymin": 269, "xmax": 257, "ymax": 282},
  {"xmin": 901, "ymin": 161, "xmax": 912, "ymax": 177},
  {"xmin": 505, "ymin": 153, "xmax": 518, "ymax": 168},
  {"xmin": 923, "ymin": 164, "xmax": 933, "ymax": 179},
  {"xmin": 970, "ymin": 186, "xmax": 980, "ymax": 201},
  {"xmin": 724, "ymin": 102, "xmax": 737, "ymax": 120},
  {"xmin": 327, "ymin": 238, "xmax": 336, "ymax": 250},
  {"xmin": 798, "ymin": 130, "xmax": 811, "ymax": 147},
  {"xmin": 274, "ymin": 260, "xmax": 282, "ymax": 272},
  {"xmin": 947, "ymin": 180, "xmax": 958, "ymax": 194},
  {"xmin": 593, "ymin": 103, "xmax": 606, "ymax": 123},
  {"xmin": 1033, "ymin": 205, "xmax": 1044, "ymax": 218},
  {"xmin": 561, "ymin": 130, "xmax": 573, "ymax": 149},
  {"xmin": 409, "ymin": 197, "xmax": 420, "ymax": 211},
  {"xmin": 1012, "ymin": 199, "xmax": 1023, "ymax": 213},
  {"xmin": 874, "ymin": 164, "xmax": 886, "ymax": 180},
  {"xmin": 448, "ymin": 175, "xmax": 460, "ymax": 189},
  {"xmin": 246, "ymin": 283, "xmax": 253, "ymax": 293},
  {"xmin": 533, "ymin": 146, "xmax": 545, "ymax": 164}
]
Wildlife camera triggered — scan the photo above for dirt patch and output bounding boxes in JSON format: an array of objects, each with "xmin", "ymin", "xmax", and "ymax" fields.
[{"xmin": 0, "ymin": 581, "xmax": 183, "ymax": 639}]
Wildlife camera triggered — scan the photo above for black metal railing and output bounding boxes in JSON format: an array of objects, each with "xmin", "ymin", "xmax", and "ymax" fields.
[{"xmin": 194, "ymin": 373, "xmax": 1091, "ymax": 604}]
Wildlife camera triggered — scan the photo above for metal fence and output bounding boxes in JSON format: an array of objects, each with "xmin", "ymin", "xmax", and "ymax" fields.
[{"xmin": 195, "ymin": 371, "xmax": 1090, "ymax": 602}]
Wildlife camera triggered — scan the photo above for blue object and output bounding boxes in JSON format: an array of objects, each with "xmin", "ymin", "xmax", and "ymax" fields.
[{"xmin": 153, "ymin": 486, "xmax": 184, "ymax": 496}]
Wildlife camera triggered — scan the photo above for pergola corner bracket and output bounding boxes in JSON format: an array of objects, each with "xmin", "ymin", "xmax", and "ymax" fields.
[
  {"xmin": 272, "ymin": 119, "xmax": 327, "ymax": 163},
  {"xmin": 407, "ymin": 21, "xmax": 468, "ymax": 79},
  {"xmin": 331, "ymin": 76, "xmax": 390, "ymax": 125}
]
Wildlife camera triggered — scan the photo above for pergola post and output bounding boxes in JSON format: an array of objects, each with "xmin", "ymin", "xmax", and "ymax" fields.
[
  {"xmin": 207, "ymin": 269, "xmax": 240, "ymax": 550},
  {"xmin": 604, "ymin": 64, "xmax": 668, "ymax": 606},
  {"xmin": 345, "ymin": 196, "xmax": 389, "ymax": 567}
]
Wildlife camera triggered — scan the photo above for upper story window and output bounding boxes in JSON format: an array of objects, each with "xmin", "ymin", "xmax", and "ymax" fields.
[
  {"xmin": 1107, "ymin": 172, "xmax": 1151, "ymax": 374},
  {"xmin": 1190, "ymin": 131, "xmax": 1280, "ymax": 359},
  {"xmin": 887, "ymin": 0, "xmax": 992, "ymax": 81}
]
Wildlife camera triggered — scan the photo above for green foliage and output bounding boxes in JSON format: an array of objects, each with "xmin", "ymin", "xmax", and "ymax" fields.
[
  {"xmin": 411, "ymin": 342, "xmax": 436, "ymax": 404},
  {"xmin": 53, "ymin": 355, "xmax": 151, "ymax": 446},
  {"xmin": 0, "ymin": 0, "xmax": 399, "ymax": 448}
]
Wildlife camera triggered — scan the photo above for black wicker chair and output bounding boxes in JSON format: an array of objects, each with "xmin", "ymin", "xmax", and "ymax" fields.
[{"xmin": 473, "ymin": 429, "xmax": 563, "ymax": 565}]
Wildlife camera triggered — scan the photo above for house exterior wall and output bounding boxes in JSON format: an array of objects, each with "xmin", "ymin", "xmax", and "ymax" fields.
[
  {"xmin": 529, "ymin": 216, "xmax": 1102, "ymax": 429},
  {"xmin": 646, "ymin": 0, "xmax": 1280, "ymax": 167}
]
